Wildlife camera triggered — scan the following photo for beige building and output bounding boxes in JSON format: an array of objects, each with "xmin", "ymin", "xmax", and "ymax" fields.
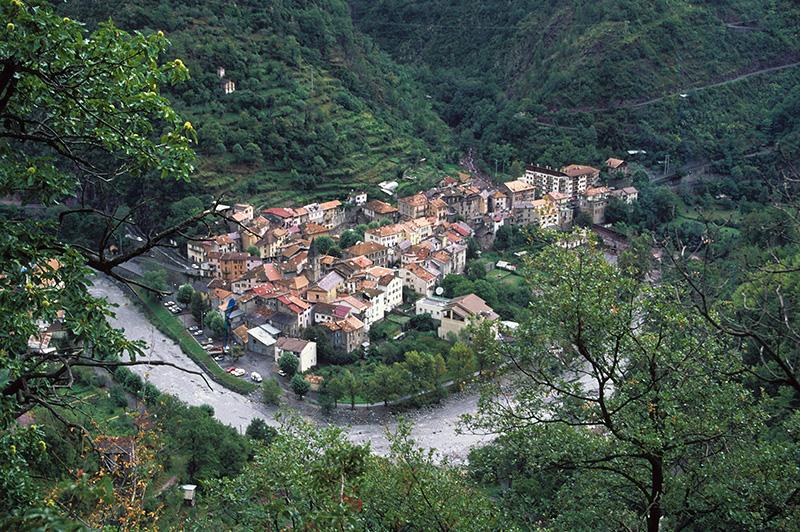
[
  {"xmin": 437, "ymin": 294, "xmax": 499, "ymax": 339},
  {"xmin": 503, "ymin": 180, "xmax": 537, "ymax": 204},
  {"xmin": 343, "ymin": 242, "xmax": 389, "ymax": 267},
  {"xmin": 363, "ymin": 199, "xmax": 398, "ymax": 222},
  {"xmin": 398, "ymin": 193, "xmax": 429, "ymax": 219},
  {"xmin": 400, "ymin": 263, "xmax": 437, "ymax": 295},
  {"xmin": 580, "ymin": 186, "xmax": 611, "ymax": 224}
]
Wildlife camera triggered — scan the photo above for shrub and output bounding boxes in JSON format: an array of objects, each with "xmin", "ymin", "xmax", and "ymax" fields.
[
  {"xmin": 290, "ymin": 374, "xmax": 310, "ymax": 399},
  {"xmin": 262, "ymin": 378, "xmax": 282, "ymax": 406},
  {"xmin": 279, "ymin": 352, "xmax": 299, "ymax": 377},
  {"xmin": 109, "ymin": 385, "xmax": 129, "ymax": 408}
]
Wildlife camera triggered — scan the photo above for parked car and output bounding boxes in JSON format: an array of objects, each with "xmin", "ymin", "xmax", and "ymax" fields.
[
  {"xmin": 193, "ymin": 330, "xmax": 203, "ymax": 337},
  {"xmin": 277, "ymin": 369, "xmax": 286, "ymax": 377},
  {"xmin": 225, "ymin": 367, "xmax": 237, "ymax": 374},
  {"xmin": 170, "ymin": 308, "xmax": 181, "ymax": 314},
  {"xmin": 188, "ymin": 325, "xmax": 198, "ymax": 332},
  {"xmin": 250, "ymin": 372, "xmax": 263, "ymax": 383},
  {"xmin": 214, "ymin": 355, "xmax": 224, "ymax": 361},
  {"xmin": 163, "ymin": 301, "xmax": 173, "ymax": 307},
  {"xmin": 231, "ymin": 368, "xmax": 246, "ymax": 377}
]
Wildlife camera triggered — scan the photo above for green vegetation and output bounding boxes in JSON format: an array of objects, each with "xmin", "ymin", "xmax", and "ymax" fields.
[
  {"xmin": 191, "ymin": 419, "xmax": 500, "ymax": 530},
  {"xmin": 278, "ymin": 352, "xmax": 300, "ymax": 378},
  {"xmin": 352, "ymin": 0, "xmax": 800, "ymax": 173},
  {"xmin": 134, "ymin": 288, "xmax": 257, "ymax": 395},
  {"xmin": 5, "ymin": 1, "xmax": 800, "ymax": 529},
  {"xmin": 261, "ymin": 378, "xmax": 283, "ymax": 406},
  {"xmin": 290, "ymin": 373, "xmax": 310, "ymax": 399},
  {"xmin": 59, "ymin": 0, "xmax": 454, "ymax": 208}
]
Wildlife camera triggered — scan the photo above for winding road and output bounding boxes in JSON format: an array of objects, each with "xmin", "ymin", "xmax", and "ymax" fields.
[
  {"xmin": 89, "ymin": 276, "xmax": 492, "ymax": 461},
  {"xmin": 557, "ymin": 59, "xmax": 800, "ymax": 115}
]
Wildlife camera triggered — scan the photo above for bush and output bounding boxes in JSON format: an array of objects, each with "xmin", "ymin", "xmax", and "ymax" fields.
[
  {"xmin": 177, "ymin": 284, "xmax": 195, "ymax": 304},
  {"xmin": 279, "ymin": 352, "xmax": 300, "ymax": 377},
  {"xmin": 245, "ymin": 419, "xmax": 278, "ymax": 444},
  {"xmin": 109, "ymin": 385, "xmax": 129, "ymax": 408},
  {"xmin": 408, "ymin": 313, "xmax": 437, "ymax": 332},
  {"xmin": 290, "ymin": 374, "xmax": 310, "ymax": 399},
  {"xmin": 262, "ymin": 378, "xmax": 282, "ymax": 406}
]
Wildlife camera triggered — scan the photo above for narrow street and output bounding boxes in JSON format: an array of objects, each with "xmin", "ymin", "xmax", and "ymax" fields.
[{"xmin": 89, "ymin": 276, "xmax": 493, "ymax": 460}]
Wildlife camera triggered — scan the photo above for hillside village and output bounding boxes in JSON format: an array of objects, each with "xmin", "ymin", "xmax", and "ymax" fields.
[{"xmin": 181, "ymin": 159, "xmax": 639, "ymax": 380}]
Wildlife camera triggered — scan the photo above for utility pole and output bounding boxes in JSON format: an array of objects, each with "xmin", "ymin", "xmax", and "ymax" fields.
[
  {"xmin": 495, "ymin": 159, "xmax": 498, "ymax": 181},
  {"xmin": 663, "ymin": 154, "xmax": 670, "ymax": 176}
]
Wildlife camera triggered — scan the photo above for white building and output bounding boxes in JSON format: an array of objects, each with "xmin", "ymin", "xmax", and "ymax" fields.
[
  {"xmin": 415, "ymin": 296, "xmax": 452, "ymax": 321},
  {"xmin": 275, "ymin": 337, "xmax": 317, "ymax": 373}
]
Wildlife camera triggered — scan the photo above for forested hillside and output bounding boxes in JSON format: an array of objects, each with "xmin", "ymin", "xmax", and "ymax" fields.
[
  {"xmin": 351, "ymin": 0, "xmax": 800, "ymax": 171},
  {"xmin": 59, "ymin": 0, "xmax": 453, "ymax": 205}
]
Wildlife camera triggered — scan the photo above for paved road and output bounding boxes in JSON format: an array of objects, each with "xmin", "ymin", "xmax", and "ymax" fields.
[{"xmin": 88, "ymin": 276, "xmax": 492, "ymax": 459}]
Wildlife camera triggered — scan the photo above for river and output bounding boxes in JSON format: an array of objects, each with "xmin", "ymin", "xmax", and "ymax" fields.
[{"xmin": 89, "ymin": 276, "xmax": 493, "ymax": 461}]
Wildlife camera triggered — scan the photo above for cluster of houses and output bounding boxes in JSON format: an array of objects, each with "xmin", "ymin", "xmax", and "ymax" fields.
[{"xmin": 183, "ymin": 158, "xmax": 638, "ymax": 369}]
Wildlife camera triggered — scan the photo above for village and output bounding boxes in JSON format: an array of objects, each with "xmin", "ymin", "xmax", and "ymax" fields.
[{"xmin": 174, "ymin": 158, "xmax": 640, "ymax": 399}]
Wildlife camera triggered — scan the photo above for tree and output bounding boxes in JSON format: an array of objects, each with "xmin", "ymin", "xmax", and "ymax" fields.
[
  {"xmin": 142, "ymin": 268, "xmax": 168, "ymax": 295},
  {"xmin": 206, "ymin": 310, "xmax": 226, "ymax": 338},
  {"xmin": 466, "ymin": 260, "xmax": 486, "ymax": 280},
  {"xmin": 466, "ymin": 243, "xmax": 773, "ymax": 531},
  {"xmin": 339, "ymin": 369, "xmax": 360, "ymax": 409},
  {"xmin": 574, "ymin": 210, "xmax": 593, "ymax": 227},
  {"xmin": 447, "ymin": 342, "xmax": 475, "ymax": 387},
  {"xmin": 279, "ymin": 352, "xmax": 300, "ymax": 377},
  {"xmin": 365, "ymin": 364, "xmax": 408, "ymax": 406},
  {"xmin": 0, "ymin": 5, "xmax": 219, "ymax": 522},
  {"xmin": 617, "ymin": 233, "xmax": 654, "ymax": 280},
  {"xmin": 193, "ymin": 418, "xmax": 500, "ymax": 530},
  {"xmin": 326, "ymin": 374, "xmax": 345, "ymax": 407},
  {"xmin": 402, "ymin": 351, "xmax": 446, "ymax": 396},
  {"xmin": 246, "ymin": 245, "xmax": 259, "ymax": 257},
  {"xmin": 339, "ymin": 229, "xmax": 361, "ymax": 249},
  {"xmin": 262, "ymin": 378, "xmax": 282, "ymax": 406},
  {"xmin": 465, "ymin": 236, "xmax": 481, "ymax": 259},
  {"xmin": 469, "ymin": 318, "xmax": 500, "ymax": 376},
  {"xmin": 408, "ymin": 313, "xmax": 437, "ymax": 332},
  {"xmin": 245, "ymin": 419, "xmax": 278, "ymax": 445},
  {"xmin": 177, "ymin": 283, "xmax": 195, "ymax": 304},
  {"xmin": 290, "ymin": 374, "xmax": 310, "ymax": 399},
  {"xmin": 312, "ymin": 236, "xmax": 336, "ymax": 255},
  {"xmin": 191, "ymin": 291, "xmax": 210, "ymax": 323}
]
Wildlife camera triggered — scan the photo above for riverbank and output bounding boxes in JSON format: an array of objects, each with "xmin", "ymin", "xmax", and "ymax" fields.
[{"xmin": 89, "ymin": 275, "xmax": 493, "ymax": 460}]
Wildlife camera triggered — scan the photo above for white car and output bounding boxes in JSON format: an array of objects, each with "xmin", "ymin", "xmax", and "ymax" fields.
[
  {"xmin": 250, "ymin": 372, "xmax": 263, "ymax": 383},
  {"xmin": 193, "ymin": 330, "xmax": 203, "ymax": 337},
  {"xmin": 231, "ymin": 368, "xmax": 246, "ymax": 377}
]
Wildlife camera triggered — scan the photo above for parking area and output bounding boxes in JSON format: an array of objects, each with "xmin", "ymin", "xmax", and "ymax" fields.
[
  {"xmin": 219, "ymin": 350, "xmax": 278, "ymax": 384},
  {"xmin": 160, "ymin": 299, "xmax": 280, "ymax": 386}
]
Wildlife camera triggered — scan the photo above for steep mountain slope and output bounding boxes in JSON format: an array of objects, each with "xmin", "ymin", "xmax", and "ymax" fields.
[
  {"xmin": 59, "ymin": 0, "xmax": 453, "ymax": 205},
  {"xmin": 351, "ymin": 0, "xmax": 800, "ymax": 170}
]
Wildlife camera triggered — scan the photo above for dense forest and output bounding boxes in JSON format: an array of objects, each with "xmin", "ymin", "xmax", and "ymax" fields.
[
  {"xmin": 58, "ymin": 0, "xmax": 454, "ymax": 207},
  {"xmin": 351, "ymin": 0, "xmax": 800, "ymax": 173}
]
